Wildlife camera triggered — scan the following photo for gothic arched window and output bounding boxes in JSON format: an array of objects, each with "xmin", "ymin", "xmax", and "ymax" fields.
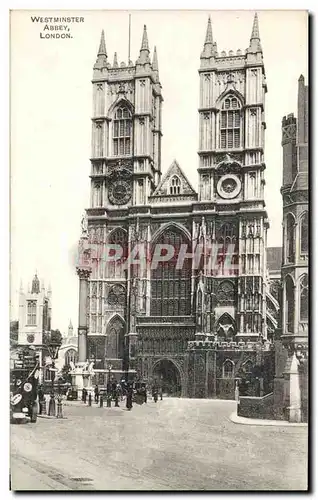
[
  {"xmin": 243, "ymin": 360, "xmax": 253, "ymax": 375},
  {"xmin": 300, "ymin": 212, "xmax": 308, "ymax": 255},
  {"xmin": 223, "ymin": 359, "xmax": 235, "ymax": 378},
  {"xmin": 220, "ymin": 95, "xmax": 242, "ymax": 149},
  {"xmin": 106, "ymin": 317, "xmax": 125, "ymax": 359},
  {"xmin": 27, "ymin": 300, "xmax": 37, "ymax": 326},
  {"xmin": 113, "ymin": 105, "xmax": 132, "ymax": 156},
  {"xmin": 106, "ymin": 228, "xmax": 128, "ymax": 279},
  {"xmin": 169, "ymin": 176, "xmax": 182, "ymax": 195},
  {"xmin": 150, "ymin": 228, "xmax": 192, "ymax": 316},
  {"xmin": 93, "ymin": 183, "xmax": 102, "ymax": 207},
  {"xmin": 300, "ymin": 274, "xmax": 308, "ymax": 322},
  {"xmin": 286, "ymin": 214, "xmax": 295, "ymax": 263},
  {"xmin": 217, "ymin": 223, "xmax": 238, "ymax": 276},
  {"xmin": 285, "ymin": 275, "xmax": 295, "ymax": 333}
]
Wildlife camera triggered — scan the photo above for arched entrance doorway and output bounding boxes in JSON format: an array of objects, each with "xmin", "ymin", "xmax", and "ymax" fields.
[{"xmin": 153, "ymin": 359, "xmax": 182, "ymax": 397}]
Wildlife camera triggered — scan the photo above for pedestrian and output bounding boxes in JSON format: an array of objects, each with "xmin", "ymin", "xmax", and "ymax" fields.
[
  {"xmin": 153, "ymin": 386, "xmax": 158, "ymax": 403},
  {"xmin": 94, "ymin": 385, "xmax": 99, "ymax": 404},
  {"xmin": 141, "ymin": 383, "xmax": 147, "ymax": 403},
  {"xmin": 83, "ymin": 388, "xmax": 87, "ymax": 403},
  {"xmin": 126, "ymin": 384, "xmax": 133, "ymax": 411},
  {"xmin": 159, "ymin": 386, "xmax": 163, "ymax": 401}
]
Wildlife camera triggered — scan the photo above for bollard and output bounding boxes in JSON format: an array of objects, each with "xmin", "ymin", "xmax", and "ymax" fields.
[
  {"xmin": 99, "ymin": 395, "xmax": 103, "ymax": 408},
  {"xmin": 41, "ymin": 397, "xmax": 47, "ymax": 415},
  {"xmin": 38, "ymin": 400, "xmax": 43, "ymax": 415},
  {"xmin": 114, "ymin": 394, "xmax": 119, "ymax": 407},
  {"xmin": 88, "ymin": 393, "xmax": 92, "ymax": 406},
  {"xmin": 106, "ymin": 395, "xmax": 112, "ymax": 408},
  {"xmin": 56, "ymin": 395, "xmax": 63, "ymax": 418},
  {"xmin": 48, "ymin": 394, "xmax": 56, "ymax": 416}
]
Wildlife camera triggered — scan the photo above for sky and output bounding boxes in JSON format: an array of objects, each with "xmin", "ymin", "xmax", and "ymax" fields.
[{"xmin": 10, "ymin": 9, "xmax": 308, "ymax": 333}]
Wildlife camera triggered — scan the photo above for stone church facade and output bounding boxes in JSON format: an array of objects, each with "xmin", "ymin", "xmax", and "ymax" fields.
[{"xmin": 77, "ymin": 15, "xmax": 276, "ymax": 399}]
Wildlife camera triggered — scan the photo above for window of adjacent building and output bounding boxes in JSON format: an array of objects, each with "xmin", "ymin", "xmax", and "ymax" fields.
[
  {"xmin": 27, "ymin": 300, "xmax": 37, "ymax": 326},
  {"xmin": 65, "ymin": 349, "xmax": 77, "ymax": 366},
  {"xmin": 169, "ymin": 176, "xmax": 181, "ymax": 195},
  {"xmin": 220, "ymin": 96, "xmax": 241, "ymax": 149},
  {"xmin": 113, "ymin": 106, "xmax": 132, "ymax": 156},
  {"xmin": 286, "ymin": 214, "xmax": 295, "ymax": 263},
  {"xmin": 285, "ymin": 275, "xmax": 295, "ymax": 333},
  {"xmin": 300, "ymin": 274, "xmax": 308, "ymax": 322},
  {"xmin": 300, "ymin": 212, "xmax": 308, "ymax": 255},
  {"xmin": 223, "ymin": 359, "xmax": 234, "ymax": 378}
]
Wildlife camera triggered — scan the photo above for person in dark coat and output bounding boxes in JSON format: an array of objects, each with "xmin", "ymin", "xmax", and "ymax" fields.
[
  {"xmin": 83, "ymin": 388, "xmax": 87, "ymax": 403},
  {"xmin": 153, "ymin": 386, "xmax": 158, "ymax": 403},
  {"xmin": 126, "ymin": 384, "xmax": 133, "ymax": 410},
  {"xmin": 94, "ymin": 385, "xmax": 99, "ymax": 404}
]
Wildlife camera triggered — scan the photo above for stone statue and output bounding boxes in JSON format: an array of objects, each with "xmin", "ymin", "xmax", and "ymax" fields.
[{"xmin": 81, "ymin": 212, "xmax": 88, "ymax": 236}]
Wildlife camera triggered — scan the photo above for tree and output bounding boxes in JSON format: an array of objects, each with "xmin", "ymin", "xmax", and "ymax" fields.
[{"xmin": 10, "ymin": 321, "xmax": 19, "ymax": 348}]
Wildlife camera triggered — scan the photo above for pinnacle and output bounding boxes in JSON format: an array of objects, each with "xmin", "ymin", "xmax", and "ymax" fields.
[
  {"xmin": 98, "ymin": 29, "xmax": 107, "ymax": 56},
  {"xmin": 141, "ymin": 24, "xmax": 149, "ymax": 51},
  {"xmin": 250, "ymin": 12, "xmax": 260, "ymax": 40},
  {"xmin": 152, "ymin": 46, "xmax": 159, "ymax": 71},
  {"xmin": 113, "ymin": 52, "xmax": 118, "ymax": 67},
  {"xmin": 204, "ymin": 16, "xmax": 213, "ymax": 44}
]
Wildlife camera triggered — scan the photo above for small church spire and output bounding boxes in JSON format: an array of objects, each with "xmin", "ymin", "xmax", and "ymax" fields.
[
  {"xmin": 248, "ymin": 13, "xmax": 262, "ymax": 53},
  {"xmin": 137, "ymin": 25, "xmax": 150, "ymax": 65},
  {"xmin": 204, "ymin": 16, "xmax": 213, "ymax": 45},
  {"xmin": 113, "ymin": 52, "xmax": 118, "ymax": 68},
  {"xmin": 141, "ymin": 24, "xmax": 149, "ymax": 51},
  {"xmin": 250, "ymin": 12, "xmax": 260, "ymax": 40},
  {"xmin": 98, "ymin": 29, "xmax": 107, "ymax": 57},
  {"xmin": 201, "ymin": 16, "xmax": 216, "ymax": 61},
  {"xmin": 94, "ymin": 29, "xmax": 108, "ymax": 70}
]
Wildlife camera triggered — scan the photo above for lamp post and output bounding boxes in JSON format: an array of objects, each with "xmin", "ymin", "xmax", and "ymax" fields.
[{"xmin": 44, "ymin": 334, "xmax": 62, "ymax": 416}]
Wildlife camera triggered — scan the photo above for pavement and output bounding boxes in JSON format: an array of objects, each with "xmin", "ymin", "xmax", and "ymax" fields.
[{"xmin": 10, "ymin": 397, "xmax": 308, "ymax": 491}]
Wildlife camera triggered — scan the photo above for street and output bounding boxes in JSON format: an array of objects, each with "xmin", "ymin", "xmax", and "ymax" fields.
[{"xmin": 10, "ymin": 398, "xmax": 308, "ymax": 491}]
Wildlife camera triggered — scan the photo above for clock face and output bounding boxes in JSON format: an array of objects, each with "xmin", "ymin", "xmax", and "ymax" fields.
[
  {"xmin": 108, "ymin": 180, "xmax": 131, "ymax": 205},
  {"xmin": 217, "ymin": 174, "xmax": 241, "ymax": 199},
  {"xmin": 27, "ymin": 334, "xmax": 35, "ymax": 344}
]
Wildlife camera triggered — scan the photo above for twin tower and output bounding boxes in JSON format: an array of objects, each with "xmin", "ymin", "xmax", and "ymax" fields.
[{"xmin": 89, "ymin": 13, "xmax": 267, "ymax": 209}]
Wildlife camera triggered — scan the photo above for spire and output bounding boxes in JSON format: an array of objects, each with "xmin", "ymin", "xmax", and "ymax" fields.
[
  {"xmin": 205, "ymin": 16, "xmax": 213, "ymax": 45},
  {"xmin": 250, "ymin": 13, "xmax": 260, "ymax": 40},
  {"xmin": 98, "ymin": 30, "xmax": 107, "ymax": 57},
  {"xmin": 201, "ymin": 16, "xmax": 216, "ymax": 60},
  {"xmin": 68, "ymin": 319, "xmax": 74, "ymax": 337},
  {"xmin": 137, "ymin": 25, "xmax": 150, "ymax": 65},
  {"xmin": 94, "ymin": 30, "xmax": 108, "ymax": 70},
  {"xmin": 248, "ymin": 13, "xmax": 262, "ymax": 53},
  {"xmin": 141, "ymin": 24, "xmax": 149, "ymax": 51},
  {"xmin": 152, "ymin": 46, "xmax": 158, "ymax": 71},
  {"xmin": 152, "ymin": 46, "xmax": 159, "ymax": 82},
  {"xmin": 113, "ymin": 52, "xmax": 118, "ymax": 68}
]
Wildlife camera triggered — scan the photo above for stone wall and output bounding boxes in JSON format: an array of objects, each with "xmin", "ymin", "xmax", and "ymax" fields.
[{"xmin": 237, "ymin": 393, "xmax": 274, "ymax": 420}]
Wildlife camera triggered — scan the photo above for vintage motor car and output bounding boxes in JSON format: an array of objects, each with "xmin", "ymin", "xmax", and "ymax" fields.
[{"xmin": 10, "ymin": 348, "xmax": 40, "ymax": 423}]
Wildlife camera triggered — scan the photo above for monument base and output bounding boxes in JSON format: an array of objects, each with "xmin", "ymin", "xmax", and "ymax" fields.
[{"xmin": 71, "ymin": 361, "xmax": 95, "ymax": 399}]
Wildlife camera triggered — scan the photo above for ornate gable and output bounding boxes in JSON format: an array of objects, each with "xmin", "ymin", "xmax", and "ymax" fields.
[{"xmin": 151, "ymin": 160, "xmax": 197, "ymax": 201}]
